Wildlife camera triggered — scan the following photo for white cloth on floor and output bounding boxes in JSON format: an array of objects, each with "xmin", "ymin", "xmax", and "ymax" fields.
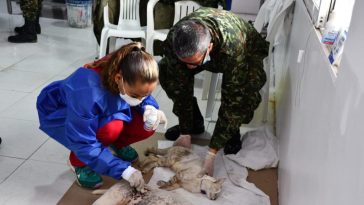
[
  {"xmin": 225, "ymin": 125, "xmax": 279, "ymax": 171},
  {"xmin": 219, "ymin": 125, "xmax": 278, "ymax": 205},
  {"xmin": 149, "ymin": 133, "xmax": 277, "ymax": 205}
]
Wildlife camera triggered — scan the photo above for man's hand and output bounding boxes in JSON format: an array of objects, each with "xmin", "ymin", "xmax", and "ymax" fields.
[
  {"xmin": 122, "ymin": 166, "xmax": 145, "ymax": 192},
  {"xmin": 156, "ymin": 110, "xmax": 168, "ymax": 128},
  {"xmin": 199, "ymin": 150, "xmax": 217, "ymax": 176},
  {"xmin": 143, "ymin": 105, "xmax": 168, "ymax": 130},
  {"xmin": 173, "ymin": 134, "xmax": 192, "ymax": 149}
]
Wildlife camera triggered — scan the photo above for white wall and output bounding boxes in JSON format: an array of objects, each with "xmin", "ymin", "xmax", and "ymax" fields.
[
  {"xmin": 230, "ymin": 0, "xmax": 261, "ymax": 21},
  {"xmin": 277, "ymin": 0, "xmax": 364, "ymax": 204},
  {"xmin": 231, "ymin": 0, "xmax": 260, "ymax": 14}
]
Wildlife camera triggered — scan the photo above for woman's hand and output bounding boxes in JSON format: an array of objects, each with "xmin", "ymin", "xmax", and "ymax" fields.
[
  {"xmin": 122, "ymin": 166, "xmax": 145, "ymax": 192},
  {"xmin": 143, "ymin": 105, "xmax": 168, "ymax": 130}
]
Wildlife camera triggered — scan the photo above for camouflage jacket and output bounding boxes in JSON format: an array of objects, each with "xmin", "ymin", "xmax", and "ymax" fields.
[{"xmin": 159, "ymin": 8, "xmax": 269, "ymax": 150}]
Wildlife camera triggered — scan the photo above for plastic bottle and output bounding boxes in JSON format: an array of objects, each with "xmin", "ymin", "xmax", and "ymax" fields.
[
  {"xmin": 328, "ymin": 29, "xmax": 348, "ymax": 65},
  {"xmin": 144, "ymin": 109, "xmax": 158, "ymax": 131},
  {"xmin": 322, "ymin": 12, "xmax": 340, "ymax": 45}
]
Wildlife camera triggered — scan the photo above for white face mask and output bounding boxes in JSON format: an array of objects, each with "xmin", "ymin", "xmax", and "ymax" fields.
[
  {"xmin": 119, "ymin": 78, "xmax": 146, "ymax": 106},
  {"xmin": 119, "ymin": 93, "xmax": 145, "ymax": 106},
  {"xmin": 202, "ymin": 53, "xmax": 211, "ymax": 65}
]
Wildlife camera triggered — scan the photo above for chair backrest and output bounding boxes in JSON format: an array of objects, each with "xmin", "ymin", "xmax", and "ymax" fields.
[
  {"xmin": 173, "ymin": 1, "xmax": 201, "ymax": 25},
  {"xmin": 118, "ymin": 0, "xmax": 141, "ymax": 29}
]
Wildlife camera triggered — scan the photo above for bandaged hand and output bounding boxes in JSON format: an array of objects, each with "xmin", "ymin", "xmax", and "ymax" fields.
[
  {"xmin": 200, "ymin": 150, "xmax": 217, "ymax": 176},
  {"xmin": 143, "ymin": 105, "xmax": 168, "ymax": 130},
  {"xmin": 122, "ymin": 166, "xmax": 145, "ymax": 192},
  {"xmin": 173, "ymin": 134, "xmax": 192, "ymax": 149}
]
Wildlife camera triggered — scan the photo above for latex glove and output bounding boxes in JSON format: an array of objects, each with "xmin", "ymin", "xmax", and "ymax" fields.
[
  {"xmin": 173, "ymin": 134, "xmax": 192, "ymax": 149},
  {"xmin": 143, "ymin": 105, "xmax": 168, "ymax": 130},
  {"xmin": 122, "ymin": 166, "xmax": 145, "ymax": 192},
  {"xmin": 200, "ymin": 151, "xmax": 216, "ymax": 176}
]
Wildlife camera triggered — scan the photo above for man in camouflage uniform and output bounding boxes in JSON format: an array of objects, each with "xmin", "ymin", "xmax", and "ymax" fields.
[
  {"xmin": 159, "ymin": 7, "xmax": 268, "ymax": 176},
  {"xmin": 92, "ymin": 0, "xmax": 225, "ymax": 45},
  {"xmin": 8, "ymin": 0, "xmax": 42, "ymax": 43}
]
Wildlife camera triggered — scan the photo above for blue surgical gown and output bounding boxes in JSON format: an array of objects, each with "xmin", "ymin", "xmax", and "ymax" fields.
[{"xmin": 36, "ymin": 67, "xmax": 159, "ymax": 179}]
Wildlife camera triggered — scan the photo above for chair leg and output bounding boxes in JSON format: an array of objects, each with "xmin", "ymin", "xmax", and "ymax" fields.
[
  {"xmin": 95, "ymin": 41, "xmax": 99, "ymax": 59},
  {"xmin": 6, "ymin": 0, "xmax": 12, "ymax": 14},
  {"xmin": 99, "ymin": 28, "xmax": 108, "ymax": 58},
  {"xmin": 108, "ymin": 37, "xmax": 116, "ymax": 53},
  {"xmin": 202, "ymin": 71, "xmax": 212, "ymax": 100},
  {"xmin": 146, "ymin": 37, "xmax": 154, "ymax": 55},
  {"xmin": 141, "ymin": 38, "xmax": 146, "ymax": 49},
  {"xmin": 261, "ymin": 57, "xmax": 270, "ymax": 123},
  {"xmin": 205, "ymin": 73, "xmax": 220, "ymax": 119}
]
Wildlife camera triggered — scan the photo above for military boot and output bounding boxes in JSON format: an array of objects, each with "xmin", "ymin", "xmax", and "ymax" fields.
[
  {"xmin": 165, "ymin": 97, "xmax": 205, "ymax": 141},
  {"xmin": 15, "ymin": 17, "xmax": 41, "ymax": 34},
  {"xmin": 8, "ymin": 20, "xmax": 37, "ymax": 43}
]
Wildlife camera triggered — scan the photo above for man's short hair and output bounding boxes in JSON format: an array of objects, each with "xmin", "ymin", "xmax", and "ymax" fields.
[{"xmin": 172, "ymin": 20, "xmax": 211, "ymax": 59}]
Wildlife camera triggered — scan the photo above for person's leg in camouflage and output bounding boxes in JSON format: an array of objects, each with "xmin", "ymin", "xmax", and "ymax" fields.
[
  {"xmin": 222, "ymin": 25, "xmax": 268, "ymax": 155},
  {"xmin": 165, "ymin": 97, "xmax": 205, "ymax": 141},
  {"xmin": 150, "ymin": 2, "xmax": 174, "ymax": 55},
  {"xmin": 221, "ymin": 35, "xmax": 268, "ymax": 155},
  {"xmin": 14, "ymin": 0, "xmax": 42, "ymax": 34},
  {"xmin": 8, "ymin": 0, "xmax": 40, "ymax": 43},
  {"xmin": 214, "ymin": 71, "xmax": 266, "ymax": 155},
  {"xmin": 93, "ymin": 0, "xmax": 120, "ymax": 45}
]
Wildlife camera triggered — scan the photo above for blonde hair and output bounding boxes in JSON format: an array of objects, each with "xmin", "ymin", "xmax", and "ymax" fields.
[{"xmin": 98, "ymin": 42, "xmax": 158, "ymax": 94}]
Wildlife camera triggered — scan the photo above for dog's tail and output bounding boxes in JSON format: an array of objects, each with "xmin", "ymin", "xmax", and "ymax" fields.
[
  {"xmin": 92, "ymin": 189, "xmax": 108, "ymax": 195},
  {"xmin": 144, "ymin": 147, "xmax": 170, "ymax": 156}
]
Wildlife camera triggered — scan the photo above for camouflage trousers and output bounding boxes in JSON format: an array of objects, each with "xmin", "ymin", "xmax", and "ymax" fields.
[
  {"xmin": 20, "ymin": 0, "xmax": 42, "ymax": 21},
  {"xmin": 210, "ymin": 32, "xmax": 268, "ymax": 149},
  {"xmin": 210, "ymin": 61, "xmax": 267, "ymax": 149}
]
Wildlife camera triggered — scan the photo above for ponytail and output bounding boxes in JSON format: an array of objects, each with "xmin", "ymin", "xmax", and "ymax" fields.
[{"xmin": 100, "ymin": 42, "xmax": 158, "ymax": 94}]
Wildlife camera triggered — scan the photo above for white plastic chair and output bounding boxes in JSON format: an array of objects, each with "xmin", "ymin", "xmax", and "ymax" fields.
[
  {"xmin": 203, "ymin": 72, "xmax": 222, "ymax": 119},
  {"xmin": 146, "ymin": 0, "xmax": 201, "ymax": 55},
  {"xmin": 99, "ymin": 0, "xmax": 146, "ymax": 58}
]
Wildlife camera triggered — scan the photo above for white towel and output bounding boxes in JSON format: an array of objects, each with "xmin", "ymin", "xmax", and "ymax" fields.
[
  {"xmin": 225, "ymin": 125, "xmax": 279, "ymax": 171},
  {"xmin": 148, "ymin": 127, "xmax": 278, "ymax": 205}
]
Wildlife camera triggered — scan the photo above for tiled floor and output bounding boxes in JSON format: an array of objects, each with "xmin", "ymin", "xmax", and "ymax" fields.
[{"xmin": 0, "ymin": 5, "xmax": 222, "ymax": 205}]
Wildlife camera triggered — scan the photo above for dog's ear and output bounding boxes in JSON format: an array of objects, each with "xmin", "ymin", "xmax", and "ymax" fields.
[{"xmin": 215, "ymin": 178, "xmax": 226, "ymax": 186}]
